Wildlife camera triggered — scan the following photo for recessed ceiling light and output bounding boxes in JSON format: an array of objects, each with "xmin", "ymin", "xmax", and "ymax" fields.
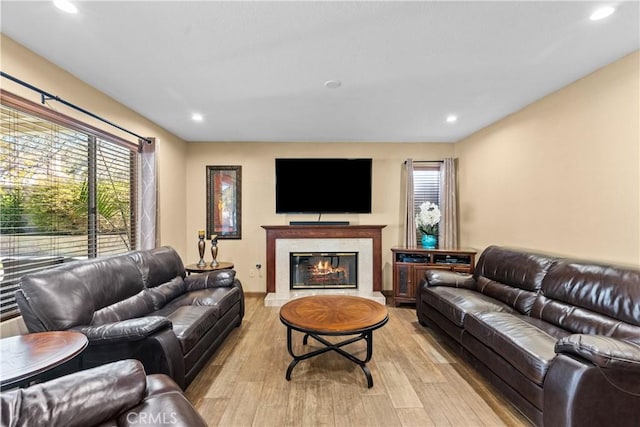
[
  {"xmin": 191, "ymin": 113, "xmax": 204, "ymax": 122},
  {"xmin": 446, "ymin": 115, "xmax": 458, "ymax": 123},
  {"xmin": 324, "ymin": 80, "xmax": 342, "ymax": 89},
  {"xmin": 53, "ymin": 0, "xmax": 78, "ymax": 14},
  {"xmin": 590, "ymin": 6, "xmax": 615, "ymax": 21}
]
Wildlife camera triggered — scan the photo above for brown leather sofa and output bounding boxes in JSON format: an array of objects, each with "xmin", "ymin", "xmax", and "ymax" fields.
[
  {"xmin": 417, "ymin": 245, "xmax": 640, "ymax": 426},
  {"xmin": 0, "ymin": 359, "xmax": 207, "ymax": 427},
  {"xmin": 15, "ymin": 246, "xmax": 244, "ymax": 389}
]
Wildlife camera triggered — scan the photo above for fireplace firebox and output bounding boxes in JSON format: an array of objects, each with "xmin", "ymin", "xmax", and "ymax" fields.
[{"xmin": 290, "ymin": 252, "xmax": 358, "ymax": 289}]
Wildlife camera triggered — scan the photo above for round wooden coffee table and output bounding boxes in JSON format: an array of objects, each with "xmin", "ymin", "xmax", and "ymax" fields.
[
  {"xmin": 279, "ymin": 295, "xmax": 388, "ymax": 388},
  {"xmin": 0, "ymin": 331, "xmax": 88, "ymax": 390}
]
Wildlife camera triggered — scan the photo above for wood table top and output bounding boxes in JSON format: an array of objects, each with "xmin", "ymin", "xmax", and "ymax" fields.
[
  {"xmin": 0, "ymin": 331, "xmax": 88, "ymax": 389},
  {"xmin": 185, "ymin": 261, "xmax": 234, "ymax": 273},
  {"xmin": 280, "ymin": 295, "xmax": 388, "ymax": 334}
]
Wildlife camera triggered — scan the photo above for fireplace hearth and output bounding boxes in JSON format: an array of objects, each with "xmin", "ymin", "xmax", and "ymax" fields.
[{"xmin": 290, "ymin": 252, "xmax": 357, "ymax": 289}]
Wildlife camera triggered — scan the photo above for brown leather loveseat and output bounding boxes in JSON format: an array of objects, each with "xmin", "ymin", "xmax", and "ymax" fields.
[
  {"xmin": 15, "ymin": 246, "xmax": 244, "ymax": 389},
  {"xmin": 417, "ymin": 245, "xmax": 640, "ymax": 426},
  {"xmin": 0, "ymin": 359, "xmax": 207, "ymax": 427}
]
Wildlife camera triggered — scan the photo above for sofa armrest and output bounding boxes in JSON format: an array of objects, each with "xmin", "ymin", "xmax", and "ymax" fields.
[
  {"xmin": 555, "ymin": 334, "xmax": 640, "ymax": 371},
  {"xmin": 423, "ymin": 269, "xmax": 476, "ymax": 289},
  {"xmin": 0, "ymin": 359, "xmax": 147, "ymax": 427},
  {"xmin": 78, "ymin": 327, "xmax": 186, "ymax": 390},
  {"xmin": 71, "ymin": 316, "xmax": 172, "ymax": 345},
  {"xmin": 119, "ymin": 384, "xmax": 208, "ymax": 427},
  {"xmin": 544, "ymin": 353, "xmax": 640, "ymax": 427},
  {"xmin": 184, "ymin": 269, "xmax": 236, "ymax": 291}
]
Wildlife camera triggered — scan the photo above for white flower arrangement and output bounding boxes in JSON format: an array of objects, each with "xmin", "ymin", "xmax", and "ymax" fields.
[{"xmin": 415, "ymin": 201, "xmax": 441, "ymax": 235}]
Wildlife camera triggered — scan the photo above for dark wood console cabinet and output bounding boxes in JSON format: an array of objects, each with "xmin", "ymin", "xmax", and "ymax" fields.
[{"xmin": 391, "ymin": 247, "xmax": 477, "ymax": 306}]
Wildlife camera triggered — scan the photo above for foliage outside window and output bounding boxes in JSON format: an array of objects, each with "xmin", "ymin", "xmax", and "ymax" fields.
[{"xmin": 0, "ymin": 94, "xmax": 139, "ymax": 320}]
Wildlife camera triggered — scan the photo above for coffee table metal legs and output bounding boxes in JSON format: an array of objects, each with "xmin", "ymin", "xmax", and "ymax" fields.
[{"xmin": 285, "ymin": 326, "xmax": 376, "ymax": 388}]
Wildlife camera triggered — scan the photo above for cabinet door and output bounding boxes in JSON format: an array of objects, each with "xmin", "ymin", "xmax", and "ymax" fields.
[{"xmin": 394, "ymin": 264, "xmax": 413, "ymax": 298}]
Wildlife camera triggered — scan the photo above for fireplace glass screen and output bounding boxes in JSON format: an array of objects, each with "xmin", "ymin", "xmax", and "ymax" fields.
[{"xmin": 290, "ymin": 252, "xmax": 358, "ymax": 289}]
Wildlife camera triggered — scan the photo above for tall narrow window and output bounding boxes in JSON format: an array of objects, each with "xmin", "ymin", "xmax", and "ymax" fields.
[
  {"xmin": 0, "ymin": 94, "xmax": 139, "ymax": 320},
  {"xmin": 413, "ymin": 162, "xmax": 441, "ymax": 241}
]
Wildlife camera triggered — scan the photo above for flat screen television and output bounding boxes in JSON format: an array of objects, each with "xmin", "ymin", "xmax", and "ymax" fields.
[{"xmin": 275, "ymin": 158, "xmax": 372, "ymax": 214}]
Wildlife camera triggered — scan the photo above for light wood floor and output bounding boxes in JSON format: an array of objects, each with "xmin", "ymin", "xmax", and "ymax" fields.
[{"xmin": 185, "ymin": 295, "xmax": 533, "ymax": 427}]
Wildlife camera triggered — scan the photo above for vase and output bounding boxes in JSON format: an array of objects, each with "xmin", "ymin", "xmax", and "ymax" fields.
[
  {"xmin": 210, "ymin": 235, "xmax": 219, "ymax": 267},
  {"xmin": 197, "ymin": 230, "xmax": 206, "ymax": 267},
  {"xmin": 421, "ymin": 234, "xmax": 437, "ymax": 249}
]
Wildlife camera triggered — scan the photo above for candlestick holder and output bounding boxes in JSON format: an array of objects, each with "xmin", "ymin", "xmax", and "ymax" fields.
[
  {"xmin": 210, "ymin": 234, "xmax": 219, "ymax": 267},
  {"xmin": 197, "ymin": 230, "xmax": 206, "ymax": 267}
]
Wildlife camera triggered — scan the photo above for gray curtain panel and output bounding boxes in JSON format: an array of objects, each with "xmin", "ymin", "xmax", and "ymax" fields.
[
  {"xmin": 439, "ymin": 157, "xmax": 458, "ymax": 248},
  {"xmin": 404, "ymin": 159, "xmax": 417, "ymax": 247},
  {"xmin": 139, "ymin": 138, "xmax": 158, "ymax": 250}
]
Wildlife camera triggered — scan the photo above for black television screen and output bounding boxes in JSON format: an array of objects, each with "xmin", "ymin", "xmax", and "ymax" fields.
[{"xmin": 275, "ymin": 158, "xmax": 372, "ymax": 214}]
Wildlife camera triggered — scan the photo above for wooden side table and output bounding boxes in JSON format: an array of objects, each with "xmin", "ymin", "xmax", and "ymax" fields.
[
  {"xmin": 185, "ymin": 261, "xmax": 234, "ymax": 275},
  {"xmin": 0, "ymin": 331, "xmax": 88, "ymax": 390}
]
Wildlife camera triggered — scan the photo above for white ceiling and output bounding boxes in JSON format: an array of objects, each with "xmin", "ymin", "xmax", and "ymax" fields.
[{"xmin": 1, "ymin": 1, "xmax": 639, "ymax": 143}]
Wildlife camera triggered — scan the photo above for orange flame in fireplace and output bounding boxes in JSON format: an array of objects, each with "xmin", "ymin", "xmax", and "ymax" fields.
[{"xmin": 313, "ymin": 260, "xmax": 345, "ymax": 275}]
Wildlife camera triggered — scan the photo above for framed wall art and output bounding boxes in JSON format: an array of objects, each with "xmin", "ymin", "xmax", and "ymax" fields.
[{"xmin": 206, "ymin": 165, "xmax": 241, "ymax": 239}]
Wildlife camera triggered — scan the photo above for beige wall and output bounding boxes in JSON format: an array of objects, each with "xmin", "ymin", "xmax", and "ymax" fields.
[
  {"xmin": 455, "ymin": 51, "xmax": 640, "ymax": 267},
  {"xmin": 0, "ymin": 34, "xmax": 189, "ymax": 256},
  {"xmin": 185, "ymin": 142, "xmax": 454, "ymax": 292}
]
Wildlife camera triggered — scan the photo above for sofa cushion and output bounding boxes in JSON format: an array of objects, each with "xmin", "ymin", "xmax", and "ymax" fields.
[
  {"xmin": 18, "ymin": 255, "xmax": 143, "ymax": 330},
  {"xmin": 422, "ymin": 287, "xmax": 515, "ymax": 327},
  {"xmin": 532, "ymin": 260, "xmax": 640, "ymax": 343},
  {"xmin": 146, "ymin": 277, "xmax": 187, "ymax": 311},
  {"xmin": 474, "ymin": 245, "xmax": 556, "ymax": 292},
  {"xmin": 184, "ymin": 269, "xmax": 236, "ymax": 291},
  {"xmin": 179, "ymin": 287, "xmax": 241, "ymax": 317},
  {"xmin": 475, "ymin": 277, "xmax": 539, "ymax": 315},
  {"xmin": 73, "ymin": 316, "xmax": 172, "ymax": 344},
  {"xmin": 0, "ymin": 359, "xmax": 146, "ymax": 427},
  {"xmin": 162, "ymin": 306, "xmax": 219, "ymax": 354},
  {"xmin": 73, "ymin": 256, "xmax": 145, "ymax": 309},
  {"xmin": 464, "ymin": 312, "xmax": 560, "ymax": 385},
  {"xmin": 91, "ymin": 289, "xmax": 156, "ymax": 325},
  {"xmin": 473, "ymin": 246, "xmax": 556, "ymax": 314},
  {"xmin": 128, "ymin": 246, "xmax": 186, "ymax": 288}
]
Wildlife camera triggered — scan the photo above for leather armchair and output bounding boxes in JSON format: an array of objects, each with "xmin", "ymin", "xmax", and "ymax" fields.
[{"xmin": 0, "ymin": 359, "xmax": 207, "ymax": 427}]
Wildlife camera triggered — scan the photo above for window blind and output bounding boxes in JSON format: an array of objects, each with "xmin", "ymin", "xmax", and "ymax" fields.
[
  {"xmin": 0, "ymin": 100, "xmax": 138, "ymax": 320},
  {"xmin": 413, "ymin": 162, "xmax": 441, "ymax": 240}
]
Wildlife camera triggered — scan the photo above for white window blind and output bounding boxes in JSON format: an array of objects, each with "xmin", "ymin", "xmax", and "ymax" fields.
[
  {"xmin": 0, "ymin": 99, "xmax": 138, "ymax": 320},
  {"xmin": 413, "ymin": 162, "xmax": 441, "ymax": 240}
]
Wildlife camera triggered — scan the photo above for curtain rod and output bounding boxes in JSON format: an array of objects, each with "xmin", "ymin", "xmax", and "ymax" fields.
[
  {"xmin": 1, "ymin": 71, "xmax": 152, "ymax": 144},
  {"xmin": 404, "ymin": 160, "xmax": 444, "ymax": 164}
]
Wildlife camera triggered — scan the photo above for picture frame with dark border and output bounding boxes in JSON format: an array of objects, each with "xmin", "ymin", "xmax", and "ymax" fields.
[{"xmin": 206, "ymin": 165, "xmax": 241, "ymax": 239}]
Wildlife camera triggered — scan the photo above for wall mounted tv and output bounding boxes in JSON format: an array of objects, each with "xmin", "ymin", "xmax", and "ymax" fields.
[{"xmin": 275, "ymin": 158, "xmax": 372, "ymax": 214}]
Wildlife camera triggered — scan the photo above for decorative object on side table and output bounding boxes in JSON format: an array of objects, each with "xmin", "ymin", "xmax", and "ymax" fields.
[
  {"xmin": 416, "ymin": 201, "xmax": 440, "ymax": 249},
  {"xmin": 210, "ymin": 234, "xmax": 219, "ymax": 267},
  {"xmin": 197, "ymin": 230, "xmax": 206, "ymax": 267}
]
